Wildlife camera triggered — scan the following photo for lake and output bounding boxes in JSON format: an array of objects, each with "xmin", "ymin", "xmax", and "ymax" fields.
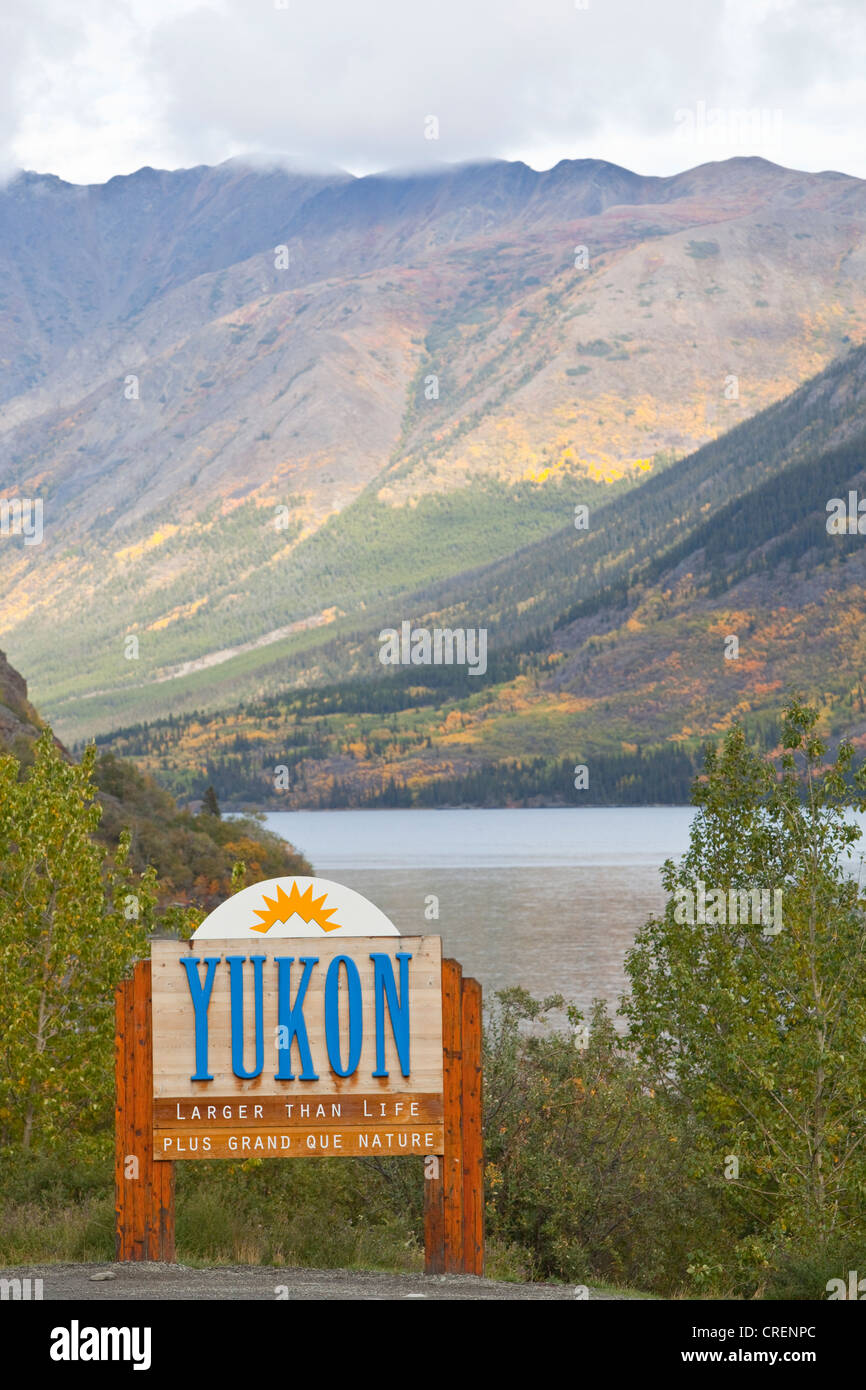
[{"xmin": 262, "ymin": 807, "xmax": 696, "ymax": 1021}]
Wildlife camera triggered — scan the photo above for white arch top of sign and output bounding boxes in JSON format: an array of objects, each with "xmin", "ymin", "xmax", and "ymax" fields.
[{"xmin": 191, "ymin": 876, "xmax": 400, "ymax": 939}]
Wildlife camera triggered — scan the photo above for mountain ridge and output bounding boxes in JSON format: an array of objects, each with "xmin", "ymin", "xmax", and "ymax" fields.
[{"xmin": 2, "ymin": 153, "xmax": 866, "ymax": 749}]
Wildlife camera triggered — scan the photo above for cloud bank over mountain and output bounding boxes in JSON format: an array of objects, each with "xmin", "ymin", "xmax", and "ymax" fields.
[{"xmin": 2, "ymin": 0, "xmax": 865, "ymax": 184}]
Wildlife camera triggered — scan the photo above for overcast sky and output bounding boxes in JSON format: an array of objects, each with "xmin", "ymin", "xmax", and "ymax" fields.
[{"xmin": 2, "ymin": 0, "xmax": 864, "ymax": 186}]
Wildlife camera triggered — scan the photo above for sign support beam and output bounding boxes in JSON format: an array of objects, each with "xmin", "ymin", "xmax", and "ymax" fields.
[
  {"xmin": 115, "ymin": 960, "xmax": 175, "ymax": 1262},
  {"xmin": 423, "ymin": 960, "xmax": 484, "ymax": 1276}
]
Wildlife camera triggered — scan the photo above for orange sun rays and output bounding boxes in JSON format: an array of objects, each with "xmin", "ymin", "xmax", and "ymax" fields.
[{"xmin": 250, "ymin": 881, "xmax": 342, "ymax": 934}]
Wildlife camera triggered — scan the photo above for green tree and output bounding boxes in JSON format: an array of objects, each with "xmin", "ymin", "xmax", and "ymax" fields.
[
  {"xmin": 622, "ymin": 701, "xmax": 866, "ymax": 1260},
  {"xmin": 482, "ymin": 988, "xmax": 720, "ymax": 1288},
  {"xmin": 0, "ymin": 733, "xmax": 156, "ymax": 1157},
  {"xmin": 202, "ymin": 785, "xmax": 221, "ymax": 818}
]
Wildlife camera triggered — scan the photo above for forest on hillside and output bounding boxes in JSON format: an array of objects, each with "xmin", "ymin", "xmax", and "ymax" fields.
[{"xmin": 89, "ymin": 345, "xmax": 866, "ymax": 810}]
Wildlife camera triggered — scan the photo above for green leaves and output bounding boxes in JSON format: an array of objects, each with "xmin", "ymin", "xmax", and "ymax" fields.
[
  {"xmin": 481, "ymin": 991, "xmax": 719, "ymax": 1288},
  {"xmin": 0, "ymin": 732, "xmax": 154, "ymax": 1158},
  {"xmin": 623, "ymin": 701, "xmax": 866, "ymax": 1253}
]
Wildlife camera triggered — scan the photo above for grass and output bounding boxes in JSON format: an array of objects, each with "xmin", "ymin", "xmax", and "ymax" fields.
[
  {"xmin": 0, "ymin": 1198, "xmax": 115, "ymax": 1264},
  {"xmin": 0, "ymin": 1191, "xmax": 657, "ymax": 1295},
  {"xmin": 0, "ymin": 1154, "xmax": 657, "ymax": 1292},
  {"xmin": 0, "ymin": 1182, "xmax": 569, "ymax": 1287},
  {"xmin": 0, "ymin": 1154, "xmax": 525, "ymax": 1281}
]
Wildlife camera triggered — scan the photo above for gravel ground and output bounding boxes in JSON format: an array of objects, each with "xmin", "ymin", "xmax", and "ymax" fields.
[{"xmin": 0, "ymin": 1262, "xmax": 635, "ymax": 1301}]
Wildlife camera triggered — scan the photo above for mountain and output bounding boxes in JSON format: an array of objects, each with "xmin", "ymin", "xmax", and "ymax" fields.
[
  {"xmin": 94, "ymin": 341, "xmax": 866, "ymax": 807},
  {"xmin": 2, "ymin": 154, "xmax": 866, "ymax": 743}
]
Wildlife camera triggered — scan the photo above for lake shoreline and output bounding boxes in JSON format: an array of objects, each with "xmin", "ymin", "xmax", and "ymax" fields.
[{"xmin": 229, "ymin": 800, "xmax": 694, "ymax": 814}]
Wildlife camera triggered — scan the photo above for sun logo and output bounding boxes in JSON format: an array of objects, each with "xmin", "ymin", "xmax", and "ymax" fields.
[{"xmin": 250, "ymin": 881, "xmax": 343, "ymax": 934}]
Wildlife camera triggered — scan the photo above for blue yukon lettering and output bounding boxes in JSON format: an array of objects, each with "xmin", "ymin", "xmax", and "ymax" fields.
[
  {"xmin": 324, "ymin": 955, "xmax": 363, "ymax": 1077},
  {"xmin": 181, "ymin": 957, "xmax": 220, "ymax": 1081},
  {"xmin": 370, "ymin": 952, "xmax": 412, "ymax": 1077},
  {"xmin": 181, "ymin": 950, "xmax": 416, "ymax": 1085},
  {"xmin": 227, "ymin": 955, "xmax": 266, "ymax": 1079},
  {"xmin": 274, "ymin": 956, "xmax": 319, "ymax": 1081}
]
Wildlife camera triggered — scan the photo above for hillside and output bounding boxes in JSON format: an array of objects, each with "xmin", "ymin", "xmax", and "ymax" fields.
[
  {"xmin": 93, "ymin": 342, "xmax": 866, "ymax": 807},
  {"xmin": 0, "ymin": 649, "xmax": 310, "ymax": 902},
  {"xmin": 2, "ymin": 155, "xmax": 866, "ymax": 738}
]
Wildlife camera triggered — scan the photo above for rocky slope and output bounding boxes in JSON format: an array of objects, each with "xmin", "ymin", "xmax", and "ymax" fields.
[{"xmin": 0, "ymin": 648, "xmax": 45, "ymax": 751}]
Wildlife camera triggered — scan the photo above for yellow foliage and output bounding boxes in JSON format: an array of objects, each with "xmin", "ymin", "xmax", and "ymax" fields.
[{"xmin": 114, "ymin": 525, "xmax": 180, "ymax": 564}]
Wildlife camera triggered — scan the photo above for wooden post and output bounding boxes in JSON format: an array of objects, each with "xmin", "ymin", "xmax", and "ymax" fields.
[
  {"xmin": 422, "ymin": 1153, "xmax": 445, "ymax": 1274},
  {"xmin": 461, "ymin": 976, "xmax": 484, "ymax": 1275},
  {"xmin": 424, "ymin": 956, "xmax": 460, "ymax": 1274},
  {"xmin": 115, "ymin": 959, "xmax": 175, "ymax": 1262},
  {"xmin": 442, "ymin": 957, "xmax": 464, "ymax": 1272},
  {"xmin": 424, "ymin": 959, "xmax": 484, "ymax": 1276}
]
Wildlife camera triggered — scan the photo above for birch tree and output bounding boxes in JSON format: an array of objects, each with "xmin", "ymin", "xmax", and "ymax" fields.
[
  {"xmin": 0, "ymin": 733, "xmax": 155, "ymax": 1157},
  {"xmin": 623, "ymin": 702, "xmax": 866, "ymax": 1251}
]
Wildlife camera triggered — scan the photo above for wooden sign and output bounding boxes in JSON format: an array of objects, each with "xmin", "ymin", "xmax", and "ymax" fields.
[
  {"xmin": 150, "ymin": 935, "xmax": 444, "ymax": 1159},
  {"xmin": 114, "ymin": 876, "xmax": 483, "ymax": 1275}
]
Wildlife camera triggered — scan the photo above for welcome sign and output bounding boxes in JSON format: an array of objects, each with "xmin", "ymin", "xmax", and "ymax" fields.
[{"xmin": 150, "ymin": 878, "xmax": 444, "ymax": 1159}]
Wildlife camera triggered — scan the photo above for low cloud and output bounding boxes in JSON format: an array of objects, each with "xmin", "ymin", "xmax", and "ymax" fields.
[{"xmin": 2, "ymin": 0, "xmax": 865, "ymax": 183}]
